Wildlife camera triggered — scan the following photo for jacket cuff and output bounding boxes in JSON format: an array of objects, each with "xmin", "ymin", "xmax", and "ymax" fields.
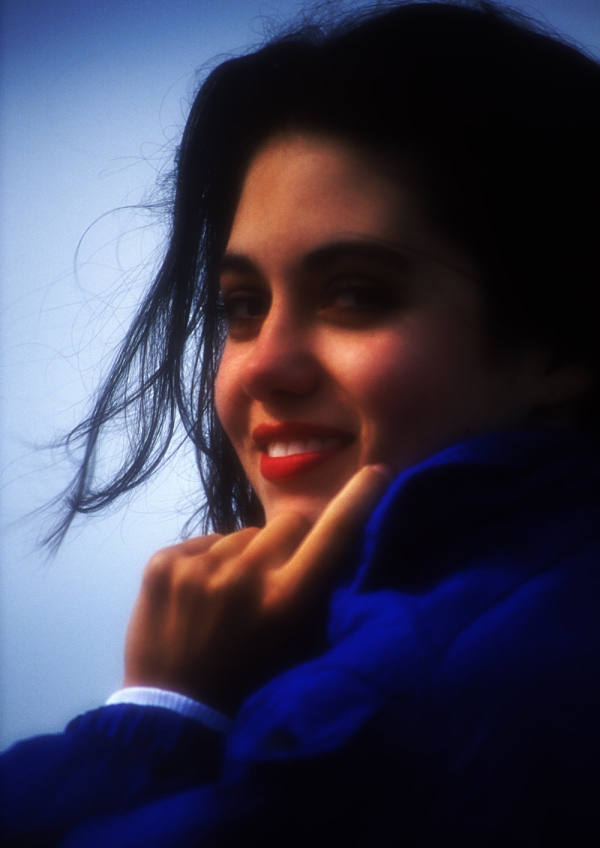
[{"xmin": 105, "ymin": 686, "xmax": 232, "ymax": 733}]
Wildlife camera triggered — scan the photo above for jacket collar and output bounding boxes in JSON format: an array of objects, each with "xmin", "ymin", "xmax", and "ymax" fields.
[{"xmin": 354, "ymin": 428, "xmax": 600, "ymax": 591}]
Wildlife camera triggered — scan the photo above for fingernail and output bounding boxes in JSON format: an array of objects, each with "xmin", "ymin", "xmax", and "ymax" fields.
[{"xmin": 369, "ymin": 464, "xmax": 394, "ymax": 482}]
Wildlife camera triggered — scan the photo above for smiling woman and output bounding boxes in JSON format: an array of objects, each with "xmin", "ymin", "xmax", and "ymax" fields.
[
  {"xmin": 2, "ymin": 1, "xmax": 600, "ymax": 846},
  {"xmin": 215, "ymin": 132, "xmax": 577, "ymax": 525}
]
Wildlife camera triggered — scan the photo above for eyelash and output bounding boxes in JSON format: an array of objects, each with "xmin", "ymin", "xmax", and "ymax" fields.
[
  {"xmin": 217, "ymin": 290, "xmax": 269, "ymax": 323},
  {"xmin": 218, "ymin": 276, "xmax": 398, "ymax": 330},
  {"xmin": 321, "ymin": 277, "xmax": 398, "ymax": 312}
]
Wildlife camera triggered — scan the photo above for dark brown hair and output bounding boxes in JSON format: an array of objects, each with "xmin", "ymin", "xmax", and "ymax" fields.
[{"xmin": 47, "ymin": 1, "xmax": 600, "ymax": 547}]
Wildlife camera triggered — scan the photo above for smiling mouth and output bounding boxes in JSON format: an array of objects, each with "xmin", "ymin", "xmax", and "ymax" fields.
[
  {"xmin": 252, "ymin": 423, "xmax": 354, "ymax": 481},
  {"xmin": 266, "ymin": 437, "xmax": 343, "ymax": 457},
  {"xmin": 260, "ymin": 445, "xmax": 348, "ymax": 481}
]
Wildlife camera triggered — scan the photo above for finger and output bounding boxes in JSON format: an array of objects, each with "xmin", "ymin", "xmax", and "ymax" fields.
[
  {"xmin": 241, "ymin": 512, "xmax": 313, "ymax": 570},
  {"xmin": 176, "ymin": 534, "xmax": 224, "ymax": 556},
  {"xmin": 199, "ymin": 526, "xmax": 261, "ymax": 575},
  {"xmin": 268, "ymin": 464, "xmax": 392, "ymax": 604},
  {"xmin": 207, "ymin": 526, "xmax": 261, "ymax": 556},
  {"xmin": 206, "ymin": 514, "xmax": 311, "ymax": 589},
  {"xmin": 142, "ymin": 529, "xmax": 258, "ymax": 593},
  {"xmin": 145, "ymin": 535, "xmax": 222, "ymax": 580}
]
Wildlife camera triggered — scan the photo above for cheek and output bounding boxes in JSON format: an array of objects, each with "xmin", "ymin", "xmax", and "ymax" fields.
[
  {"xmin": 341, "ymin": 324, "xmax": 487, "ymax": 462},
  {"xmin": 337, "ymin": 331, "xmax": 443, "ymax": 416},
  {"xmin": 214, "ymin": 352, "xmax": 240, "ymax": 443},
  {"xmin": 357, "ymin": 349, "xmax": 439, "ymax": 436},
  {"xmin": 329, "ymin": 335, "xmax": 431, "ymax": 450}
]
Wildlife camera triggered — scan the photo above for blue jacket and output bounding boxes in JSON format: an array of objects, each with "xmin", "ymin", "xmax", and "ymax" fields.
[{"xmin": 2, "ymin": 430, "xmax": 599, "ymax": 846}]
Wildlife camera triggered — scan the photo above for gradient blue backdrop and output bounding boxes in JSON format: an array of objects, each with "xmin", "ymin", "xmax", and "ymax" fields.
[{"xmin": 2, "ymin": 0, "xmax": 599, "ymax": 749}]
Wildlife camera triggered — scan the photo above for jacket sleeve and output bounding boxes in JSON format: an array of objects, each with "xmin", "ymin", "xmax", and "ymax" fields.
[
  {"xmin": 0, "ymin": 703, "xmax": 225, "ymax": 847},
  {"xmin": 0, "ymin": 665, "xmax": 405, "ymax": 848}
]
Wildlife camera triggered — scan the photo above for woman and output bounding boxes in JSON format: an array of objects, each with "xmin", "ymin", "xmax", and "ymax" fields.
[{"xmin": 2, "ymin": 1, "xmax": 600, "ymax": 844}]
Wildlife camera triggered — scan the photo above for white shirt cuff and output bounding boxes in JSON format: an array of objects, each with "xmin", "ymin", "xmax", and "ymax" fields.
[{"xmin": 105, "ymin": 686, "xmax": 232, "ymax": 733}]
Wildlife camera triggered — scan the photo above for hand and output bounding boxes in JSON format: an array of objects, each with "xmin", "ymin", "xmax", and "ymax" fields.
[{"xmin": 123, "ymin": 465, "xmax": 391, "ymax": 713}]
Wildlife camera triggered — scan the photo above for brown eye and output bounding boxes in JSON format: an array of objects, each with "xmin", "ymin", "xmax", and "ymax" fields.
[
  {"xmin": 321, "ymin": 278, "xmax": 398, "ymax": 315},
  {"xmin": 219, "ymin": 290, "xmax": 269, "ymax": 322},
  {"xmin": 217, "ymin": 288, "xmax": 270, "ymax": 340}
]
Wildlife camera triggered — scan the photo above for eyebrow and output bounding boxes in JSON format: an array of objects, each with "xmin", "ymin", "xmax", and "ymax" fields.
[
  {"xmin": 303, "ymin": 240, "xmax": 415, "ymax": 273},
  {"xmin": 219, "ymin": 238, "xmax": 471, "ymax": 278}
]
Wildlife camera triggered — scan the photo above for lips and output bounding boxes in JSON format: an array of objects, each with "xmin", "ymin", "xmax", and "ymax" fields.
[{"xmin": 252, "ymin": 421, "xmax": 354, "ymax": 481}]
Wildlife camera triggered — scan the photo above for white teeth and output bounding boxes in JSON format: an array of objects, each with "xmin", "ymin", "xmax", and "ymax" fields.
[
  {"xmin": 267, "ymin": 438, "xmax": 341, "ymax": 458},
  {"xmin": 269, "ymin": 442, "xmax": 289, "ymax": 458}
]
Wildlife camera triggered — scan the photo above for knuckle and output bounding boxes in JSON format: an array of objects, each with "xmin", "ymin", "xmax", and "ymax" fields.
[
  {"xmin": 236, "ymin": 527, "xmax": 262, "ymax": 545},
  {"xmin": 199, "ymin": 548, "xmax": 222, "ymax": 575},
  {"xmin": 205, "ymin": 564, "xmax": 248, "ymax": 595},
  {"xmin": 143, "ymin": 548, "xmax": 175, "ymax": 587},
  {"xmin": 171, "ymin": 559, "xmax": 208, "ymax": 600},
  {"xmin": 206, "ymin": 554, "xmax": 262, "ymax": 598},
  {"xmin": 179, "ymin": 534, "xmax": 223, "ymax": 555}
]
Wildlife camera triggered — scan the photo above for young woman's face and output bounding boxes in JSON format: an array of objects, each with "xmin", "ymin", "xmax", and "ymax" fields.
[{"xmin": 215, "ymin": 133, "xmax": 550, "ymax": 524}]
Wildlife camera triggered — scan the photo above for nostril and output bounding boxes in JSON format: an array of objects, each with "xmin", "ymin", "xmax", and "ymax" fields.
[{"xmin": 242, "ymin": 350, "xmax": 321, "ymax": 400}]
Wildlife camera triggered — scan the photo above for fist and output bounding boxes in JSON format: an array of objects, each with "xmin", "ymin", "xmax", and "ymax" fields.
[{"xmin": 123, "ymin": 465, "xmax": 391, "ymax": 713}]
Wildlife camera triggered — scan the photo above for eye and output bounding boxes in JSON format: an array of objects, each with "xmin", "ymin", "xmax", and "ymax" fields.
[
  {"xmin": 320, "ymin": 277, "xmax": 398, "ymax": 318},
  {"xmin": 218, "ymin": 288, "xmax": 270, "ymax": 335}
]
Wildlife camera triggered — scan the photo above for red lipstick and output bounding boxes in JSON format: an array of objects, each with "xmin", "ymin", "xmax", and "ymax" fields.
[{"xmin": 252, "ymin": 421, "xmax": 354, "ymax": 481}]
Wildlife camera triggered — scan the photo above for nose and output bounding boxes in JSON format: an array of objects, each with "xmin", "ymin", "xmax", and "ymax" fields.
[{"xmin": 240, "ymin": 302, "xmax": 321, "ymax": 402}]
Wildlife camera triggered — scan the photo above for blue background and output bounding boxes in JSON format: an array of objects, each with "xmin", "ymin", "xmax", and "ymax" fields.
[{"xmin": 1, "ymin": 0, "xmax": 599, "ymax": 749}]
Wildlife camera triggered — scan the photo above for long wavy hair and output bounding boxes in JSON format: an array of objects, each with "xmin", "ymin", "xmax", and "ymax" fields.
[{"xmin": 47, "ymin": 0, "xmax": 600, "ymax": 548}]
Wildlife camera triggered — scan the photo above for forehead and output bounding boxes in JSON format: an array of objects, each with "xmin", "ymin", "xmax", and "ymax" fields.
[
  {"xmin": 225, "ymin": 132, "xmax": 476, "ymax": 281},
  {"xmin": 230, "ymin": 134, "xmax": 416, "ymax": 242}
]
